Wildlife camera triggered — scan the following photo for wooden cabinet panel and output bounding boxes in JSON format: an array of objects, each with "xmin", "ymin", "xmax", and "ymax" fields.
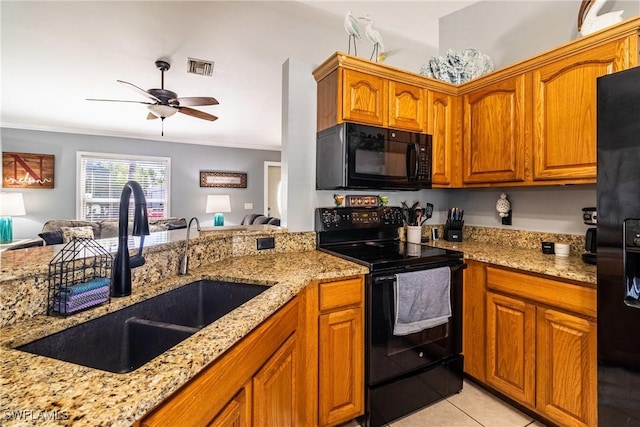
[
  {"xmin": 319, "ymin": 277, "xmax": 363, "ymax": 311},
  {"xmin": 486, "ymin": 291, "xmax": 536, "ymax": 407},
  {"xmin": 342, "ymin": 69, "xmax": 385, "ymax": 126},
  {"xmin": 463, "ymin": 74, "xmax": 530, "ymax": 184},
  {"xmin": 428, "ymin": 90, "xmax": 461, "ymax": 187},
  {"xmin": 319, "ymin": 308, "xmax": 364, "ymax": 426},
  {"xmin": 486, "ymin": 266, "xmax": 596, "ymax": 318},
  {"xmin": 537, "ymin": 308, "xmax": 597, "ymax": 427},
  {"xmin": 208, "ymin": 385, "xmax": 251, "ymax": 427},
  {"xmin": 388, "ymin": 81, "xmax": 426, "ymax": 132},
  {"xmin": 139, "ymin": 299, "xmax": 298, "ymax": 427},
  {"xmin": 253, "ymin": 334, "xmax": 297, "ymax": 427},
  {"xmin": 532, "ymin": 40, "xmax": 631, "ymax": 182},
  {"xmin": 462, "ymin": 260, "xmax": 486, "ymax": 381}
]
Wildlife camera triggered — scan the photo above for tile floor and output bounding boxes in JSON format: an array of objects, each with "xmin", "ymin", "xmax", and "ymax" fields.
[{"xmin": 344, "ymin": 380, "xmax": 547, "ymax": 427}]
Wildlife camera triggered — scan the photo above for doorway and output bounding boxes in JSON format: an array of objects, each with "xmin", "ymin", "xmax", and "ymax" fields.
[{"xmin": 264, "ymin": 161, "xmax": 282, "ymax": 219}]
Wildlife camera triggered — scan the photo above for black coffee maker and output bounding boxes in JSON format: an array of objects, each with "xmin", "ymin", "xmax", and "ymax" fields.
[{"xmin": 582, "ymin": 207, "xmax": 597, "ymax": 265}]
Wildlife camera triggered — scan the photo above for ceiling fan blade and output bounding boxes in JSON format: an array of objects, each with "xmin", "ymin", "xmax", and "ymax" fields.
[
  {"xmin": 117, "ymin": 80, "xmax": 161, "ymax": 102},
  {"xmin": 171, "ymin": 96, "xmax": 219, "ymax": 107},
  {"xmin": 177, "ymin": 106, "xmax": 218, "ymax": 121},
  {"xmin": 147, "ymin": 112, "xmax": 159, "ymax": 120},
  {"xmin": 86, "ymin": 98, "xmax": 154, "ymax": 104}
]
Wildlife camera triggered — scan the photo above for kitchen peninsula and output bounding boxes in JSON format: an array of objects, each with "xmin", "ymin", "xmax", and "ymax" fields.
[
  {"xmin": 1, "ymin": 223, "xmax": 597, "ymax": 426},
  {"xmin": 0, "ymin": 226, "xmax": 368, "ymax": 426}
]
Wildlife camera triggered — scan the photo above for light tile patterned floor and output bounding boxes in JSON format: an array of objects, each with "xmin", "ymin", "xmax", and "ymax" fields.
[{"xmin": 343, "ymin": 380, "xmax": 548, "ymax": 427}]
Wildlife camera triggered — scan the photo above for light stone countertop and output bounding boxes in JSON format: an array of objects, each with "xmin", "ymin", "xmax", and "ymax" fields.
[
  {"xmin": 0, "ymin": 250, "xmax": 368, "ymax": 426},
  {"xmin": 429, "ymin": 239, "xmax": 596, "ymax": 285}
]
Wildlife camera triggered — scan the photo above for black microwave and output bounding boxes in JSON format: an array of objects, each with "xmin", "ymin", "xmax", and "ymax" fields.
[{"xmin": 316, "ymin": 122, "xmax": 432, "ymax": 190}]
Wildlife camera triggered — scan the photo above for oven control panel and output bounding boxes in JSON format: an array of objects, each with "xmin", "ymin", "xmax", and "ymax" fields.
[{"xmin": 316, "ymin": 207, "xmax": 404, "ymax": 231}]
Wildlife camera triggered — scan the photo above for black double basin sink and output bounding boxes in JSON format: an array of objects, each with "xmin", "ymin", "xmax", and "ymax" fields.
[{"xmin": 18, "ymin": 280, "xmax": 269, "ymax": 374}]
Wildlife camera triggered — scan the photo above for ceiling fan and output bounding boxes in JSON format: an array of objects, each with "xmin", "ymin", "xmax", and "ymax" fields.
[{"xmin": 87, "ymin": 60, "xmax": 219, "ymax": 135}]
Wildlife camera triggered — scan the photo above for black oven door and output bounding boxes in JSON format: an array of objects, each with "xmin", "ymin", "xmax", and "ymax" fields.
[
  {"xmin": 346, "ymin": 123, "xmax": 431, "ymax": 190},
  {"xmin": 367, "ymin": 262, "xmax": 464, "ymax": 386}
]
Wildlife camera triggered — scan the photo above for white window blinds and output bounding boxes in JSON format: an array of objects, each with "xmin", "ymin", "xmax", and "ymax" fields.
[{"xmin": 77, "ymin": 152, "xmax": 171, "ymax": 221}]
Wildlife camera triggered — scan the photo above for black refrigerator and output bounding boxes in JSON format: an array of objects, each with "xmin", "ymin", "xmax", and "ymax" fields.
[{"xmin": 597, "ymin": 66, "xmax": 640, "ymax": 426}]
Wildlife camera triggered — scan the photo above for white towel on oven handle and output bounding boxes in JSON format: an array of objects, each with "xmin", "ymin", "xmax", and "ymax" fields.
[{"xmin": 393, "ymin": 266, "xmax": 451, "ymax": 336}]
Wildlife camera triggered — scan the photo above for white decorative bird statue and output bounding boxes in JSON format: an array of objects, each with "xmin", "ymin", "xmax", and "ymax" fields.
[
  {"xmin": 578, "ymin": 0, "xmax": 624, "ymax": 36},
  {"xmin": 344, "ymin": 11, "xmax": 361, "ymax": 55},
  {"xmin": 361, "ymin": 16, "xmax": 385, "ymax": 62}
]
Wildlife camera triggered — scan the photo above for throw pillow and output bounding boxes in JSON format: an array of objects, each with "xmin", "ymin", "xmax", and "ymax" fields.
[
  {"xmin": 60, "ymin": 226, "xmax": 95, "ymax": 243},
  {"xmin": 38, "ymin": 230, "xmax": 64, "ymax": 245}
]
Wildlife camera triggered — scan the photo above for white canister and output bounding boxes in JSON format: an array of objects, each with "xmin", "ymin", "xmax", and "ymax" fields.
[
  {"xmin": 406, "ymin": 226, "xmax": 422, "ymax": 244},
  {"xmin": 554, "ymin": 243, "xmax": 571, "ymax": 257}
]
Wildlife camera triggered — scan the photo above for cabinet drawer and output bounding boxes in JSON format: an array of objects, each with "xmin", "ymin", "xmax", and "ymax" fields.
[
  {"xmin": 319, "ymin": 278, "xmax": 363, "ymax": 312},
  {"xmin": 486, "ymin": 267, "xmax": 596, "ymax": 318}
]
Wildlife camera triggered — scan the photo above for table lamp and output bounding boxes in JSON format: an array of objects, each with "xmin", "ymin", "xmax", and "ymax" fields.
[
  {"xmin": 0, "ymin": 193, "xmax": 26, "ymax": 244},
  {"xmin": 206, "ymin": 195, "xmax": 231, "ymax": 226}
]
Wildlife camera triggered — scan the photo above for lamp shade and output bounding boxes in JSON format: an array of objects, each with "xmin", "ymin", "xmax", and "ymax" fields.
[
  {"xmin": 0, "ymin": 193, "xmax": 26, "ymax": 216},
  {"xmin": 205, "ymin": 195, "xmax": 231, "ymax": 214}
]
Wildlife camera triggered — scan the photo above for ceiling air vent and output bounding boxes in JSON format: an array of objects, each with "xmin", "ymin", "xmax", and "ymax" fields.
[{"xmin": 187, "ymin": 58, "xmax": 214, "ymax": 76}]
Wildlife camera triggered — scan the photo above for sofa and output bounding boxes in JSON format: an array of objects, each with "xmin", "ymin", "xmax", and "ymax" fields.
[
  {"xmin": 240, "ymin": 214, "xmax": 281, "ymax": 226},
  {"xmin": 38, "ymin": 217, "xmax": 187, "ymax": 245}
]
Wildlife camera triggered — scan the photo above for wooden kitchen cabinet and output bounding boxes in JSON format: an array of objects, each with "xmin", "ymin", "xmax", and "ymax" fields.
[
  {"xmin": 253, "ymin": 334, "xmax": 298, "ymax": 426},
  {"xmin": 482, "ymin": 265, "xmax": 598, "ymax": 427},
  {"xmin": 299, "ymin": 275, "xmax": 365, "ymax": 427},
  {"xmin": 462, "ymin": 260, "xmax": 486, "ymax": 381},
  {"xmin": 537, "ymin": 307, "xmax": 597, "ymax": 427},
  {"xmin": 138, "ymin": 298, "xmax": 298, "ymax": 427},
  {"xmin": 388, "ymin": 80, "xmax": 426, "ymax": 132},
  {"xmin": 428, "ymin": 89, "xmax": 461, "ymax": 187},
  {"xmin": 531, "ymin": 37, "xmax": 636, "ymax": 183},
  {"xmin": 462, "ymin": 74, "xmax": 531, "ymax": 185},
  {"xmin": 486, "ymin": 291, "xmax": 537, "ymax": 407},
  {"xmin": 209, "ymin": 385, "xmax": 251, "ymax": 427},
  {"xmin": 342, "ymin": 69, "xmax": 386, "ymax": 127},
  {"xmin": 314, "ymin": 54, "xmax": 432, "ymax": 133}
]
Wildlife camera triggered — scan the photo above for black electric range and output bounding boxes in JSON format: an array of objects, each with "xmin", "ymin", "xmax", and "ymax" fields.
[
  {"xmin": 316, "ymin": 206, "xmax": 465, "ymax": 427},
  {"xmin": 316, "ymin": 206, "xmax": 462, "ymax": 271}
]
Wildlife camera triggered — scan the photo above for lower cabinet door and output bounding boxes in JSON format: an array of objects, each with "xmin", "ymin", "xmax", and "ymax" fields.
[
  {"xmin": 486, "ymin": 292, "xmax": 536, "ymax": 407},
  {"xmin": 209, "ymin": 384, "xmax": 252, "ymax": 427},
  {"xmin": 253, "ymin": 334, "xmax": 297, "ymax": 427},
  {"xmin": 319, "ymin": 308, "xmax": 364, "ymax": 426},
  {"xmin": 536, "ymin": 307, "xmax": 597, "ymax": 427}
]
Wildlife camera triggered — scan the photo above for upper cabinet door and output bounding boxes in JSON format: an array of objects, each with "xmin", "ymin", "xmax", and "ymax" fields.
[
  {"xmin": 463, "ymin": 74, "xmax": 530, "ymax": 184},
  {"xmin": 429, "ymin": 90, "xmax": 460, "ymax": 187},
  {"xmin": 342, "ymin": 69, "xmax": 386, "ymax": 126},
  {"xmin": 388, "ymin": 81, "xmax": 426, "ymax": 132},
  {"xmin": 532, "ymin": 38, "xmax": 633, "ymax": 182}
]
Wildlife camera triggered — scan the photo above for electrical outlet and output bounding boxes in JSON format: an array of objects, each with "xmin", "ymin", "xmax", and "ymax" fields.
[
  {"xmin": 256, "ymin": 237, "xmax": 275, "ymax": 250},
  {"xmin": 244, "ymin": 203, "xmax": 253, "ymax": 210}
]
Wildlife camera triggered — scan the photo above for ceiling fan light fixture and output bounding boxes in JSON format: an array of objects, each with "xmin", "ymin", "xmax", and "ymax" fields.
[{"xmin": 147, "ymin": 104, "xmax": 177, "ymax": 118}]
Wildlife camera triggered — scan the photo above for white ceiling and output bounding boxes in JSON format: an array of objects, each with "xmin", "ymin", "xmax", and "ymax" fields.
[{"xmin": 1, "ymin": 1, "xmax": 478, "ymax": 151}]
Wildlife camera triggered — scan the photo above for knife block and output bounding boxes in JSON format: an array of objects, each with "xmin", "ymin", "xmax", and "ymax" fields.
[{"xmin": 444, "ymin": 220, "xmax": 464, "ymax": 242}]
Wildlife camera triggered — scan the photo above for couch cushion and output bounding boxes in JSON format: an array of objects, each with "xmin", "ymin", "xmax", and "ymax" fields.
[
  {"xmin": 38, "ymin": 230, "xmax": 64, "ymax": 245},
  {"xmin": 60, "ymin": 226, "xmax": 95, "ymax": 243},
  {"xmin": 42, "ymin": 220, "xmax": 101, "ymax": 239}
]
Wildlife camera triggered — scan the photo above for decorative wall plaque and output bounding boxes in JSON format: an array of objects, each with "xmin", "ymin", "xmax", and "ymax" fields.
[
  {"xmin": 199, "ymin": 171, "xmax": 247, "ymax": 188},
  {"xmin": 2, "ymin": 152, "xmax": 55, "ymax": 189}
]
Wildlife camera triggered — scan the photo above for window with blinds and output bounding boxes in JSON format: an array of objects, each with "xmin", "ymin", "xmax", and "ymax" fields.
[{"xmin": 77, "ymin": 152, "xmax": 171, "ymax": 221}]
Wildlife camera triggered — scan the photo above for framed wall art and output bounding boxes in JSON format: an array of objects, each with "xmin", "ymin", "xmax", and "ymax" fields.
[
  {"xmin": 199, "ymin": 171, "xmax": 247, "ymax": 188},
  {"xmin": 2, "ymin": 152, "xmax": 55, "ymax": 189}
]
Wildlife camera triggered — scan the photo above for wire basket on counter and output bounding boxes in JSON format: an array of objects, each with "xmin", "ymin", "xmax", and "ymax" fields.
[{"xmin": 47, "ymin": 237, "xmax": 113, "ymax": 316}]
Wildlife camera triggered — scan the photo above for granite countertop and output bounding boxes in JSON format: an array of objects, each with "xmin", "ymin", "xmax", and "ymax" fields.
[
  {"xmin": 429, "ymin": 239, "xmax": 596, "ymax": 285},
  {"xmin": 0, "ymin": 250, "xmax": 368, "ymax": 426}
]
